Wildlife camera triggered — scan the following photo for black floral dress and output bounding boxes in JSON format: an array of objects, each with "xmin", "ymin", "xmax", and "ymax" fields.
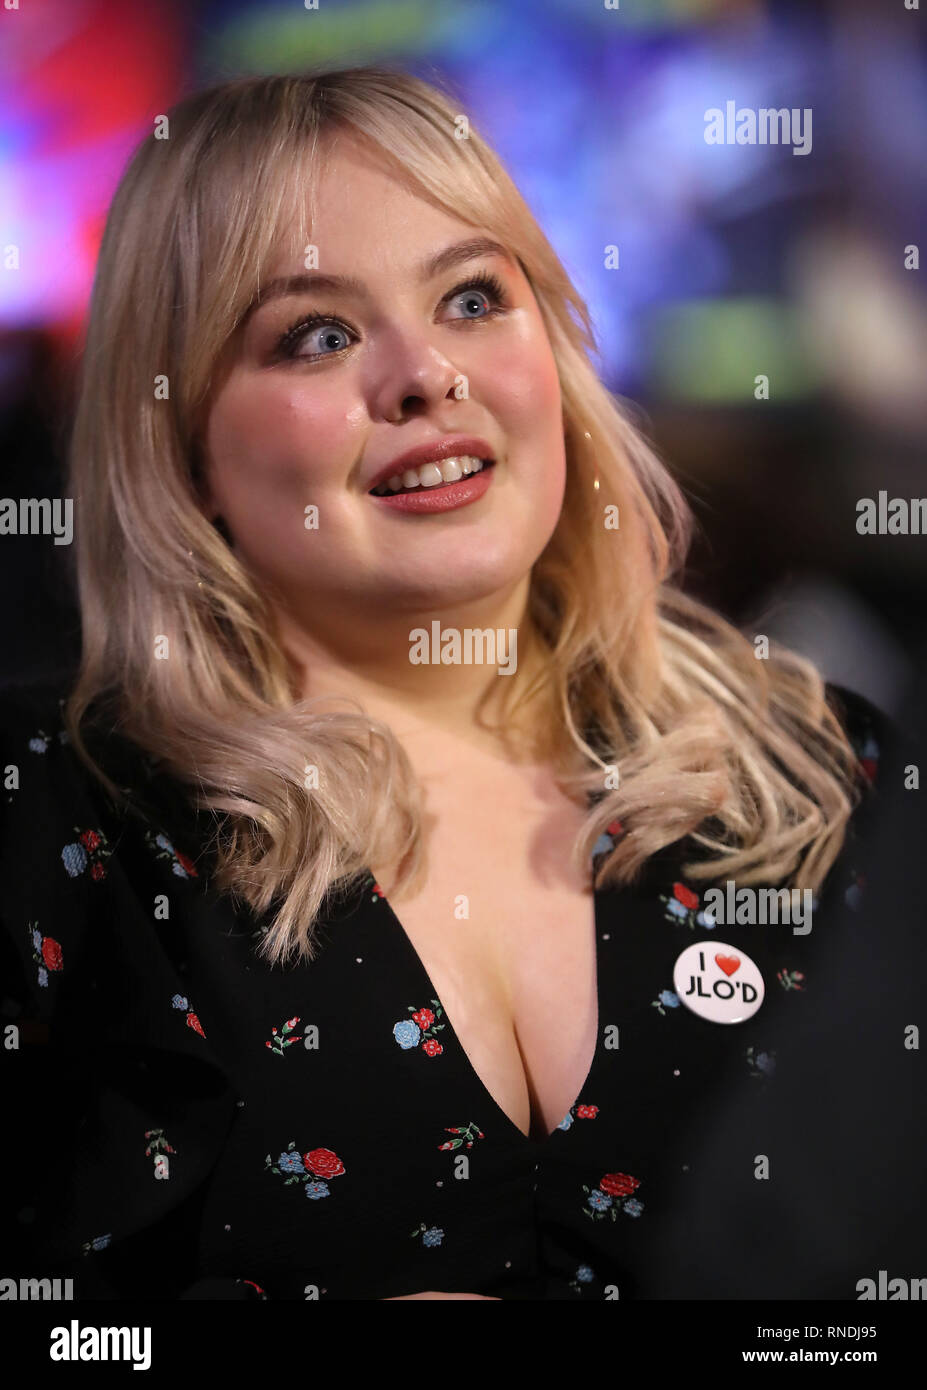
[{"xmin": 0, "ymin": 677, "xmax": 919, "ymax": 1300}]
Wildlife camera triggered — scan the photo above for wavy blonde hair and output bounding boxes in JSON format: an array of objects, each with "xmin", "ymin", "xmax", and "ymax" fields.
[{"xmin": 63, "ymin": 64, "xmax": 866, "ymax": 965}]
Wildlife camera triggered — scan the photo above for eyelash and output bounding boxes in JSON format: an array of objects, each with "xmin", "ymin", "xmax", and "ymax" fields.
[{"xmin": 274, "ymin": 270, "xmax": 509, "ymax": 361}]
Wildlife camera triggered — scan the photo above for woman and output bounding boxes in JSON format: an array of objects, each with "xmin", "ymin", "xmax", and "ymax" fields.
[{"xmin": 0, "ymin": 65, "xmax": 900, "ymax": 1301}]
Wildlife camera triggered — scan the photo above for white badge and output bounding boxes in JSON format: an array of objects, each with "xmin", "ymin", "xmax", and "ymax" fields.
[{"xmin": 672, "ymin": 940, "xmax": 765, "ymax": 1024}]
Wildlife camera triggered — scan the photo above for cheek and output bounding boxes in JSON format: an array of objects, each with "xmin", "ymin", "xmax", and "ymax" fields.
[
  {"xmin": 204, "ymin": 375, "xmax": 358, "ymax": 507},
  {"xmin": 480, "ymin": 328, "xmax": 565, "ymax": 507},
  {"xmin": 482, "ymin": 323, "xmax": 562, "ymax": 442}
]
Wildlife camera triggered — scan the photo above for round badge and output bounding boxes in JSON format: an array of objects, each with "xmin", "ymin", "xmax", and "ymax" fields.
[{"xmin": 671, "ymin": 940, "xmax": 765, "ymax": 1024}]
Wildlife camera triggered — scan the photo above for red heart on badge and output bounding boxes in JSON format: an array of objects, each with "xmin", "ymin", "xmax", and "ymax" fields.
[{"xmin": 715, "ymin": 954, "xmax": 741, "ymax": 977}]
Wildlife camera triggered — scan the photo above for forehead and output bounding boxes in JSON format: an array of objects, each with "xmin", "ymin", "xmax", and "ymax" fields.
[{"xmin": 263, "ymin": 132, "xmax": 486, "ymax": 279}]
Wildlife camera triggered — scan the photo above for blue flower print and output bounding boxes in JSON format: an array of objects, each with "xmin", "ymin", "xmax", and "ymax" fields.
[
  {"xmin": 27, "ymin": 924, "xmax": 62, "ymax": 988},
  {"xmin": 557, "ymin": 1112, "xmax": 574, "ymax": 1131},
  {"xmin": 29, "ymin": 734, "xmax": 50, "ymax": 754},
  {"xmin": 845, "ymin": 877, "xmax": 864, "ymax": 911},
  {"xmin": 278, "ymin": 1151, "xmax": 306, "ymax": 1175},
  {"xmin": 696, "ymin": 909, "xmax": 716, "ymax": 929},
  {"xmin": 746, "ymin": 1045, "xmax": 777, "ymax": 1079},
  {"xmin": 154, "ymin": 833, "xmax": 191, "ymax": 875},
  {"xmin": 858, "ymin": 736, "xmax": 879, "ymax": 784},
  {"xmin": 568, "ymin": 1261, "xmax": 598, "ymax": 1295},
  {"xmin": 60, "ymin": 828, "xmax": 112, "ymax": 880},
  {"xmin": 586, "ymin": 1189, "xmax": 612, "ymax": 1212},
  {"xmin": 266, "ymin": 1142, "xmax": 346, "ymax": 1197},
  {"xmin": 583, "ymin": 1172, "xmax": 644, "ymax": 1221},
  {"xmin": 591, "ymin": 819, "xmax": 624, "ymax": 860},
  {"xmin": 61, "ymin": 843, "xmax": 88, "ymax": 877},
  {"xmin": 144, "ymin": 828, "xmax": 199, "ymax": 879},
  {"xmin": 170, "ymin": 994, "xmax": 205, "ymax": 1036},
  {"xmin": 81, "ymin": 1233, "xmax": 112, "ymax": 1255},
  {"xmin": 409, "ymin": 1222, "xmax": 445, "ymax": 1247},
  {"xmin": 659, "ymin": 881, "xmax": 702, "ymax": 928},
  {"xmin": 395, "ymin": 1003, "xmax": 446, "ymax": 1057},
  {"xmin": 393, "ymin": 1019, "xmax": 421, "ymax": 1050},
  {"xmin": 651, "ymin": 989, "xmax": 680, "ymax": 1016}
]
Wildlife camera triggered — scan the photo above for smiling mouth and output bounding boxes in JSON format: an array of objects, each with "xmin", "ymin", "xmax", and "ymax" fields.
[{"xmin": 369, "ymin": 456, "xmax": 495, "ymax": 495}]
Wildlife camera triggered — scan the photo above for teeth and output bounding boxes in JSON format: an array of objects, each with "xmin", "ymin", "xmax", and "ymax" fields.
[{"xmin": 373, "ymin": 456, "xmax": 488, "ymax": 495}]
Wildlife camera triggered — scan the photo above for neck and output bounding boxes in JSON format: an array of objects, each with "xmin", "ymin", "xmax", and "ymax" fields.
[{"xmin": 271, "ymin": 579, "xmax": 552, "ymax": 765}]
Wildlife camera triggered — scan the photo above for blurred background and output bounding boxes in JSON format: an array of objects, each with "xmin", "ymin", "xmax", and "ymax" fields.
[{"xmin": 1, "ymin": 0, "xmax": 925, "ymax": 715}]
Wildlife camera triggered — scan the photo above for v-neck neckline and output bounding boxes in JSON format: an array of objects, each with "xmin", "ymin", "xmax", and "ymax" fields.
[{"xmin": 362, "ymin": 859, "xmax": 608, "ymax": 1151}]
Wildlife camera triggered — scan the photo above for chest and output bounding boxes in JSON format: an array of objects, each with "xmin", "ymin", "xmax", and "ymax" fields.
[{"xmin": 370, "ymin": 787, "xmax": 599, "ymax": 1144}]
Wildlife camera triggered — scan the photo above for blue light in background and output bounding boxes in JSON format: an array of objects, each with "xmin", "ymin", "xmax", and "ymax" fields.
[{"xmin": 3, "ymin": 0, "xmax": 924, "ymax": 403}]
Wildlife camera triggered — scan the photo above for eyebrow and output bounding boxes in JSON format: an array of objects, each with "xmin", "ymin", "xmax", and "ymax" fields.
[{"xmin": 239, "ymin": 236, "xmax": 518, "ymax": 329}]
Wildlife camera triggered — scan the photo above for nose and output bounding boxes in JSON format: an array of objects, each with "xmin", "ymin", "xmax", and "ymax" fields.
[{"xmin": 368, "ymin": 323, "xmax": 464, "ymax": 423}]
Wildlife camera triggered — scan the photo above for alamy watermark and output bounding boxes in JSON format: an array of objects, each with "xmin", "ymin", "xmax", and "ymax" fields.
[
  {"xmin": 408, "ymin": 622, "xmax": 517, "ymax": 675},
  {"xmin": 856, "ymin": 492, "xmax": 927, "ymax": 534},
  {"xmin": 0, "ymin": 498, "xmax": 73, "ymax": 545},
  {"xmin": 704, "ymin": 101, "xmax": 812, "ymax": 156},
  {"xmin": 49, "ymin": 1319, "xmax": 151, "ymax": 1370},
  {"xmin": 701, "ymin": 880, "xmax": 814, "ymax": 935},
  {"xmin": 857, "ymin": 1270, "xmax": 927, "ymax": 1300},
  {"xmin": 0, "ymin": 1275, "xmax": 72, "ymax": 1299}
]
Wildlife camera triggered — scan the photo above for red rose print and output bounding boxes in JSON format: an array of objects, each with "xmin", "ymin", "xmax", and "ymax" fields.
[
  {"xmin": 41, "ymin": 937, "xmax": 63, "ymax": 971},
  {"xmin": 80, "ymin": 830, "xmax": 102, "ymax": 851},
  {"xmin": 371, "ymin": 881, "xmax": 385, "ymax": 898},
  {"xmin": 90, "ymin": 862, "xmax": 107, "ymax": 881},
  {"xmin": 606, "ymin": 820, "xmax": 623, "ymax": 836},
  {"xmin": 422, "ymin": 1039, "xmax": 443, "ymax": 1057},
  {"xmin": 186, "ymin": 1012, "xmax": 206, "ymax": 1037},
  {"xmin": 412, "ymin": 1008, "xmax": 435, "ymax": 1029},
  {"xmin": 303, "ymin": 1148, "xmax": 345, "ymax": 1180},
  {"xmin": 599, "ymin": 1172, "xmax": 640, "ymax": 1198},
  {"xmin": 576, "ymin": 1104, "xmax": 599, "ymax": 1119},
  {"xmin": 673, "ymin": 882, "xmax": 698, "ymax": 910},
  {"xmin": 175, "ymin": 851, "xmax": 198, "ymax": 877}
]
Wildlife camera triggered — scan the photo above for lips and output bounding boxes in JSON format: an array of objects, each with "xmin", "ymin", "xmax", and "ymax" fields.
[
  {"xmin": 368, "ymin": 461, "xmax": 495, "ymax": 514},
  {"xmin": 373, "ymin": 458, "xmax": 493, "ymax": 496},
  {"xmin": 365, "ymin": 437, "xmax": 495, "ymax": 494}
]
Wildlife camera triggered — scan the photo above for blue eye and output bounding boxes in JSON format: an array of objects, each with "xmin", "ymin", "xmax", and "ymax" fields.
[
  {"xmin": 275, "ymin": 269, "xmax": 508, "ymax": 362},
  {"xmin": 304, "ymin": 324, "xmax": 352, "ymax": 355},
  {"xmin": 449, "ymin": 289, "xmax": 488, "ymax": 318},
  {"xmin": 443, "ymin": 271, "xmax": 507, "ymax": 320},
  {"xmin": 276, "ymin": 318, "xmax": 353, "ymax": 360}
]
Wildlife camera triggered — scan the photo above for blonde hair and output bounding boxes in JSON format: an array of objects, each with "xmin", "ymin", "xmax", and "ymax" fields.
[{"xmin": 63, "ymin": 64, "xmax": 865, "ymax": 965}]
